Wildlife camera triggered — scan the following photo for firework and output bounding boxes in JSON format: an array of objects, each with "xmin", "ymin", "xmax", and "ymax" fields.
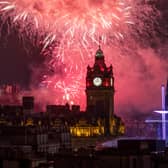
[
  {"xmin": 37, "ymin": 60, "xmax": 87, "ymax": 108},
  {"xmin": 0, "ymin": 0, "xmax": 132, "ymax": 46},
  {"xmin": 0, "ymin": 0, "xmax": 133, "ymax": 108}
]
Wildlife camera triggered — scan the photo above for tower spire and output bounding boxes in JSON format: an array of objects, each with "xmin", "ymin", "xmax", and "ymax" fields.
[
  {"xmin": 95, "ymin": 36, "xmax": 104, "ymax": 58},
  {"xmin": 98, "ymin": 36, "xmax": 101, "ymax": 49}
]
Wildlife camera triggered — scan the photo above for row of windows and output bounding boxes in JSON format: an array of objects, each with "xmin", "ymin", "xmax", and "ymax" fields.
[
  {"xmin": 37, "ymin": 134, "xmax": 48, "ymax": 144},
  {"xmin": 70, "ymin": 127, "xmax": 104, "ymax": 137}
]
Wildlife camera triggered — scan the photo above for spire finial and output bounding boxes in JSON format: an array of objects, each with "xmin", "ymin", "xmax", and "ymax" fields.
[
  {"xmin": 98, "ymin": 36, "xmax": 101, "ymax": 49},
  {"xmin": 95, "ymin": 36, "xmax": 104, "ymax": 58}
]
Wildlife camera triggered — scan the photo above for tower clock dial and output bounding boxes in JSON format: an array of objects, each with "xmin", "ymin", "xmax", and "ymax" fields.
[{"xmin": 93, "ymin": 77, "xmax": 102, "ymax": 86}]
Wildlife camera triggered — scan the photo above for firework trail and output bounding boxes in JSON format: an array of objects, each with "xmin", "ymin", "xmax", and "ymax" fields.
[{"xmin": 0, "ymin": 0, "xmax": 134, "ymax": 108}]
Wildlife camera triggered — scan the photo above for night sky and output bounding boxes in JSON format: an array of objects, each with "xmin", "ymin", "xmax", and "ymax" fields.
[
  {"xmin": 0, "ymin": 1, "xmax": 168, "ymax": 119},
  {"xmin": 0, "ymin": 31, "xmax": 30, "ymax": 86},
  {"xmin": 0, "ymin": 20, "xmax": 45, "ymax": 88}
]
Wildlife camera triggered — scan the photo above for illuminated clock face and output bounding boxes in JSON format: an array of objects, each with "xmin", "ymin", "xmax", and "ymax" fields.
[{"xmin": 93, "ymin": 77, "xmax": 102, "ymax": 86}]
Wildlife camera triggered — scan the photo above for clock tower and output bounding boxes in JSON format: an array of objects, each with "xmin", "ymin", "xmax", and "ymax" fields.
[{"xmin": 86, "ymin": 46, "xmax": 114, "ymax": 135}]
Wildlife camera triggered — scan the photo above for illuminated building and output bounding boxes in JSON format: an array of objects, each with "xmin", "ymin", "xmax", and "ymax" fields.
[
  {"xmin": 70, "ymin": 46, "xmax": 124, "ymax": 137},
  {"xmin": 0, "ymin": 48, "xmax": 124, "ymax": 145},
  {"xmin": 70, "ymin": 119, "xmax": 104, "ymax": 137}
]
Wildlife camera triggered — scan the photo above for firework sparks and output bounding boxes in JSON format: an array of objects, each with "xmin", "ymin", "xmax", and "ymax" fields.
[
  {"xmin": 0, "ymin": 0, "xmax": 133, "ymax": 46},
  {"xmin": 0, "ymin": 0, "xmax": 134, "ymax": 108},
  {"xmin": 40, "ymin": 64, "xmax": 86, "ymax": 107}
]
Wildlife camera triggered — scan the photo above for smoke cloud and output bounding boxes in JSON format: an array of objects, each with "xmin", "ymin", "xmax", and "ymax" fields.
[{"xmin": 0, "ymin": 1, "xmax": 168, "ymax": 120}]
